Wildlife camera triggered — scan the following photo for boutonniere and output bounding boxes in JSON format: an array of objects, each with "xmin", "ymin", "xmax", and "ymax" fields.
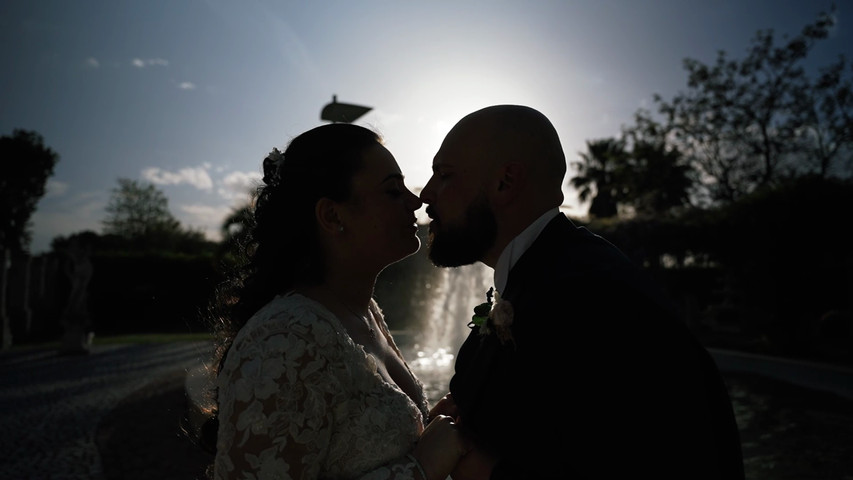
[{"xmin": 470, "ymin": 287, "xmax": 515, "ymax": 346}]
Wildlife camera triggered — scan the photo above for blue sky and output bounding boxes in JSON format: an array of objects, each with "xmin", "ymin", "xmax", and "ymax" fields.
[{"xmin": 1, "ymin": 0, "xmax": 848, "ymax": 255}]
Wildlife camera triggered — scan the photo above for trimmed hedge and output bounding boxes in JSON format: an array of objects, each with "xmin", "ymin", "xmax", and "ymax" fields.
[{"xmin": 87, "ymin": 253, "xmax": 224, "ymax": 335}]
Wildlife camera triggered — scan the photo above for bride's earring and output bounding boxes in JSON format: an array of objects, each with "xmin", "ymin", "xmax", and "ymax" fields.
[{"xmin": 338, "ymin": 225, "xmax": 344, "ymax": 233}]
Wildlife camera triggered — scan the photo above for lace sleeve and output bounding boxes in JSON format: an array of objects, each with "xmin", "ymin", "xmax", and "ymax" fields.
[
  {"xmin": 214, "ymin": 298, "xmax": 426, "ymax": 480},
  {"xmin": 214, "ymin": 317, "xmax": 336, "ymax": 479}
]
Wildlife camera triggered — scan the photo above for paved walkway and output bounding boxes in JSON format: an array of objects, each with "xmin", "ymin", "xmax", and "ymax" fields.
[
  {"xmin": 0, "ymin": 341, "xmax": 212, "ymax": 480},
  {"xmin": 710, "ymin": 348, "xmax": 853, "ymax": 400},
  {"xmin": 2, "ymin": 341, "xmax": 852, "ymax": 479}
]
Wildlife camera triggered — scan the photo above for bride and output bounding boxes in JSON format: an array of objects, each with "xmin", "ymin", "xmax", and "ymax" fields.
[{"xmin": 201, "ymin": 123, "xmax": 469, "ymax": 480}]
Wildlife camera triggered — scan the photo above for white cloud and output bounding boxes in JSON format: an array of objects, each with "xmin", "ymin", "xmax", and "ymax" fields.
[
  {"xmin": 178, "ymin": 81, "xmax": 196, "ymax": 90},
  {"xmin": 84, "ymin": 57, "xmax": 99, "ymax": 68},
  {"xmin": 218, "ymin": 170, "xmax": 261, "ymax": 201},
  {"xmin": 131, "ymin": 58, "xmax": 169, "ymax": 68},
  {"xmin": 44, "ymin": 180, "xmax": 69, "ymax": 197},
  {"xmin": 179, "ymin": 203, "xmax": 230, "ymax": 241},
  {"xmin": 142, "ymin": 166, "xmax": 213, "ymax": 190}
]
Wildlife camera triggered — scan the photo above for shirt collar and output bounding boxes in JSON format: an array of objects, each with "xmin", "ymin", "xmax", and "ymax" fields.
[{"xmin": 493, "ymin": 208, "xmax": 560, "ymax": 293}]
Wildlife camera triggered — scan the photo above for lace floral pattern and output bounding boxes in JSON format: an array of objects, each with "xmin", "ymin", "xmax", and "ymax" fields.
[{"xmin": 214, "ymin": 293, "xmax": 428, "ymax": 480}]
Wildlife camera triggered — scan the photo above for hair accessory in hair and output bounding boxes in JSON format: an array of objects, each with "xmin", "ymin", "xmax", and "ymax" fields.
[{"xmin": 262, "ymin": 147, "xmax": 286, "ymax": 186}]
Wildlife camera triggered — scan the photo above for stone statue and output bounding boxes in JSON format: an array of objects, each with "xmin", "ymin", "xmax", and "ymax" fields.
[{"xmin": 59, "ymin": 236, "xmax": 94, "ymax": 354}]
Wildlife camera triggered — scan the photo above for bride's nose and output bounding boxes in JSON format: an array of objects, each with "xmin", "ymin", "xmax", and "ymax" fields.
[{"xmin": 406, "ymin": 189, "xmax": 423, "ymax": 210}]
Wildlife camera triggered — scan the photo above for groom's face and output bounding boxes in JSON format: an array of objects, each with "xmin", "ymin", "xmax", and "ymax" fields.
[
  {"xmin": 425, "ymin": 190, "xmax": 497, "ymax": 267},
  {"xmin": 421, "ymin": 120, "xmax": 498, "ymax": 267}
]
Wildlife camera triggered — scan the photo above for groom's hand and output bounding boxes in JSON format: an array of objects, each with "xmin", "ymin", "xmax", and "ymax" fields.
[
  {"xmin": 428, "ymin": 393, "xmax": 460, "ymax": 423},
  {"xmin": 415, "ymin": 415, "xmax": 470, "ymax": 480}
]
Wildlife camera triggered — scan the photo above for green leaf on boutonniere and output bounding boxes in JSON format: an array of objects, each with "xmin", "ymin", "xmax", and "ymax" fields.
[
  {"xmin": 471, "ymin": 302, "xmax": 491, "ymax": 326},
  {"xmin": 470, "ymin": 287, "xmax": 495, "ymax": 327}
]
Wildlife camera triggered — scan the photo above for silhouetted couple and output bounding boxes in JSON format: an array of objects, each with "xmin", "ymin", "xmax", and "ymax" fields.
[{"xmin": 205, "ymin": 105, "xmax": 744, "ymax": 479}]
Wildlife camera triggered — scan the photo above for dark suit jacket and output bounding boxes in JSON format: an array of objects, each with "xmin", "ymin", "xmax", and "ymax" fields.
[{"xmin": 449, "ymin": 213, "xmax": 744, "ymax": 479}]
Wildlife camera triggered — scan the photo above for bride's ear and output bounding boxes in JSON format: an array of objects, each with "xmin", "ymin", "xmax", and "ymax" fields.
[{"xmin": 315, "ymin": 197, "xmax": 345, "ymax": 235}]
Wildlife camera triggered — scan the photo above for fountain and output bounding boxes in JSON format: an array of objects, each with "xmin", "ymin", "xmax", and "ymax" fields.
[{"xmin": 379, "ymin": 261, "xmax": 492, "ymax": 404}]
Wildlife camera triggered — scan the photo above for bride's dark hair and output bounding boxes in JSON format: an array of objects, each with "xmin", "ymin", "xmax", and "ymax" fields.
[
  {"xmin": 192, "ymin": 123, "xmax": 382, "ymax": 455},
  {"xmin": 221, "ymin": 123, "xmax": 380, "ymax": 340}
]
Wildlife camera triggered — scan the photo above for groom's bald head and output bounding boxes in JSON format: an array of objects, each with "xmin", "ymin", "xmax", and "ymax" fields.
[
  {"xmin": 453, "ymin": 105, "xmax": 565, "ymax": 195},
  {"xmin": 449, "ymin": 104, "xmax": 566, "ymax": 209}
]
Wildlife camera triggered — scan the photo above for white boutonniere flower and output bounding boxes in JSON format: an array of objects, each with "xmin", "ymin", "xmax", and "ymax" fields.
[{"xmin": 470, "ymin": 287, "xmax": 515, "ymax": 347}]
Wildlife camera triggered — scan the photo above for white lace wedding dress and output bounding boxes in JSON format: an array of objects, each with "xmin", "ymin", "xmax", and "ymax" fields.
[{"xmin": 213, "ymin": 292, "xmax": 429, "ymax": 480}]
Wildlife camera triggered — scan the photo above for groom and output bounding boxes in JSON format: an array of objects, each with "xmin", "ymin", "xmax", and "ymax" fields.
[{"xmin": 422, "ymin": 105, "xmax": 744, "ymax": 479}]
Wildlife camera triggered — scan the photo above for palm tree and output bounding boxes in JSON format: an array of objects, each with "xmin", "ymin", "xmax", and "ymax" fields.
[
  {"xmin": 569, "ymin": 138, "xmax": 628, "ymax": 219},
  {"xmin": 628, "ymin": 141, "xmax": 694, "ymax": 216},
  {"xmin": 219, "ymin": 203, "xmax": 254, "ymax": 260}
]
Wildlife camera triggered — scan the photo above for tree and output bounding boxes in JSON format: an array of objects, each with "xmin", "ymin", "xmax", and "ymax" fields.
[
  {"xmin": 216, "ymin": 202, "xmax": 254, "ymax": 266},
  {"xmin": 220, "ymin": 204, "xmax": 254, "ymax": 250},
  {"xmin": 569, "ymin": 122, "xmax": 693, "ymax": 220},
  {"xmin": 101, "ymin": 178, "xmax": 217, "ymax": 255},
  {"xmin": 620, "ymin": 111, "xmax": 694, "ymax": 217},
  {"xmin": 0, "ymin": 129, "xmax": 59, "ymax": 253},
  {"xmin": 103, "ymin": 178, "xmax": 181, "ymax": 239},
  {"xmin": 790, "ymin": 56, "xmax": 853, "ymax": 178},
  {"xmin": 569, "ymin": 138, "xmax": 627, "ymax": 219},
  {"xmin": 653, "ymin": 7, "xmax": 845, "ymax": 205}
]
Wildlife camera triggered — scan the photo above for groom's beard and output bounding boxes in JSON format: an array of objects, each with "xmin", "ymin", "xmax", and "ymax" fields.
[{"xmin": 427, "ymin": 194, "xmax": 497, "ymax": 267}]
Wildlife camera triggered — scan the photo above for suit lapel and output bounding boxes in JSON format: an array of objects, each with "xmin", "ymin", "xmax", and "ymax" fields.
[
  {"xmin": 501, "ymin": 213, "xmax": 573, "ymax": 301},
  {"xmin": 452, "ymin": 214, "xmax": 576, "ymax": 414}
]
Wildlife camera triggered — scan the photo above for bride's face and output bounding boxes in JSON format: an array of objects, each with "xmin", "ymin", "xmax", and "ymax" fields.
[{"xmin": 339, "ymin": 143, "xmax": 422, "ymax": 269}]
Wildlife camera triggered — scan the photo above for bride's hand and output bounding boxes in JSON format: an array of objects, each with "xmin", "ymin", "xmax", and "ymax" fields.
[
  {"xmin": 413, "ymin": 414, "xmax": 470, "ymax": 480},
  {"xmin": 427, "ymin": 393, "xmax": 459, "ymax": 423}
]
